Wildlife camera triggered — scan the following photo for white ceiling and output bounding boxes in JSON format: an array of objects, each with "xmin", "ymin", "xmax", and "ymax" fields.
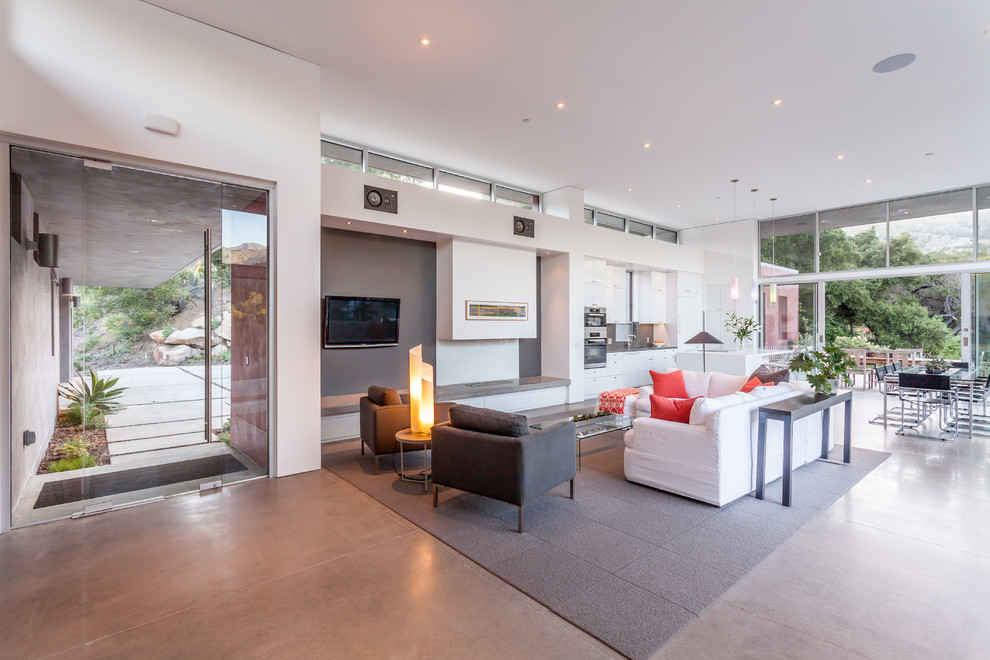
[{"xmin": 146, "ymin": 0, "xmax": 990, "ymax": 230}]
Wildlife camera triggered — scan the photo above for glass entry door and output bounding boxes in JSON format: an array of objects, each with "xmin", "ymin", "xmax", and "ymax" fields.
[{"xmin": 8, "ymin": 146, "xmax": 269, "ymax": 526}]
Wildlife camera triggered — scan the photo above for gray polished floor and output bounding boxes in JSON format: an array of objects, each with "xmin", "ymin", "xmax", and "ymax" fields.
[{"xmin": 1, "ymin": 389, "xmax": 987, "ymax": 658}]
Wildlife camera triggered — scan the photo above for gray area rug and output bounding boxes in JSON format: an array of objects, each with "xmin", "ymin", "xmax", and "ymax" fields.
[{"xmin": 322, "ymin": 434, "xmax": 889, "ymax": 659}]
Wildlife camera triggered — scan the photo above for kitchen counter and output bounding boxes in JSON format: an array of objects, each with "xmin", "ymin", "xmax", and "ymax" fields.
[{"xmin": 606, "ymin": 345, "xmax": 677, "ymax": 353}]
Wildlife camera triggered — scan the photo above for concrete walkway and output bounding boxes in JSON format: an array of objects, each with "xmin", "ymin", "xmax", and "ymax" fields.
[{"xmin": 103, "ymin": 365, "xmax": 231, "ymax": 457}]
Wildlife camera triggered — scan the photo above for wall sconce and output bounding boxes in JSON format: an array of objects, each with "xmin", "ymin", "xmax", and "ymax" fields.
[
  {"xmin": 26, "ymin": 232, "xmax": 59, "ymax": 268},
  {"xmin": 72, "ymin": 296, "xmax": 81, "ymax": 308},
  {"xmin": 60, "ymin": 277, "xmax": 73, "ymax": 297},
  {"xmin": 409, "ymin": 344, "xmax": 434, "ymax": 434}
]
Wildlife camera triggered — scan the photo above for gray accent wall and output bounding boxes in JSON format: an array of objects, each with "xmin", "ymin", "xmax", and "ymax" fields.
[
  {"xmin": 518, "ymin": 256, "xmax": 542, "ymax": 378},
  {"xmin": 321, "ymin": 228, "xmax": 437, "ymax": 396}
]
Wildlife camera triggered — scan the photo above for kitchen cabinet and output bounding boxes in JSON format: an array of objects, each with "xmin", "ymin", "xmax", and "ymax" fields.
[
  {"xmin": 633, "ymin": 271, "xmax": 667, "ymax": 323},
  {"xmin": 676, "ymin": 271, "xmax": 703, "ymax": 297},
  {"xmin": 585, "ymin": 349, "xmax": 678, "ymax": 398},
  {"xmin": 584, "ymin": 257, "xmax": 607, "ymax": 284},
  {"xmin": 606, "ymin": 283, "xmax": 628, "ymax": 323},
  {"xmin": 677, "ymin": 294, "xmax": 703, "ymax": 346}
]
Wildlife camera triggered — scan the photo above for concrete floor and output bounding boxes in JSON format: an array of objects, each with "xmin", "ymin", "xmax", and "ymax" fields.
[{"xmin": 1, "ymin": 389, "xmax": 989, "ymax": 658}]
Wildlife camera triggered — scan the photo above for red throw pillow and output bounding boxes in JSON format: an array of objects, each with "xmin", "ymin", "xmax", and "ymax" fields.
[
  {"xmin": 740, "ymin": 376, "xmax": 763, "ymax": 393},
  {"xmin": 650, "ymin": 370, "xmax": 688, "ymax": 398},
  {"xmin": 650, "ymin": 395, "xmax": 700, "ymax": 423}
]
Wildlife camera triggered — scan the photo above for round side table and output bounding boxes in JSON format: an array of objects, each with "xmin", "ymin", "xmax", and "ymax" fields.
[{"xmin": 394, "ymin": 428, "xmax": 432, "ymax": 492}]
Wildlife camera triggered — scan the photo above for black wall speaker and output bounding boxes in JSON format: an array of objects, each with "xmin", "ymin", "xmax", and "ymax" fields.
[
  {"xmin": 364, "ymin": 185, "xmax": 398, "ymax": 214},
  {"xmin": 513, "ymin": 216, "xmax": 535, "ymax": 238}
]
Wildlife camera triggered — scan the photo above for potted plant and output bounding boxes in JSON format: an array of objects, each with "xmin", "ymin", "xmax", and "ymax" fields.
[
  {"xmin": 724, "ymin": 312, "xmax": 761, "ymax": 351},
  {"xmin": 788, "ymin": 346, "xmax": 856, "ymax": 396}
]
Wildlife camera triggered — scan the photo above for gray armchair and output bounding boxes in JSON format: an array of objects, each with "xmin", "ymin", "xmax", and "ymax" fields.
[
  {"xmin": 431, "ymin": 405, "xmax": 576, "ymax": 533},
  {"xmin": 358, "ymin": 386, "xmax": 454, "ymax": 474}
]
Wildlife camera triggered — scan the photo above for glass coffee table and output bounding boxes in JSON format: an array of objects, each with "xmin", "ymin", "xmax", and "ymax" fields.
[{"xmin": 530, "ymin": 414, "xmax": 632, "ymax": 470}]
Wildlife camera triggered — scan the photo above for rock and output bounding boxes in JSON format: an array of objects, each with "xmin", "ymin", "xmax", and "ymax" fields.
[
  {"xmin": 217, "ymin": 314, "xmax": 232, "ymax": 342},
  {"xmin": 164, "ymin": 327, "xmax": 207, "ymax": 349},
  {"xmin": 149, "ymin": 330, "xmax": 166, "ymax": 343},
  {"xmin": 190, "ymin": 315, "xmax": 206, "ymax": 329},
  {"xmin": 153, "ymin": 344, "xmax": 193, "ymax": 366},
  {"xmin": 211, "ymin": 344, "xmax": 228, "ymax": 359}
]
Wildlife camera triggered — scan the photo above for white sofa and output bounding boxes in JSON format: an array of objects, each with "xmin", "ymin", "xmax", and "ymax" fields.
[{"xmin": 623, "ymin": 369, "xmax": 830, "ymax": 506}]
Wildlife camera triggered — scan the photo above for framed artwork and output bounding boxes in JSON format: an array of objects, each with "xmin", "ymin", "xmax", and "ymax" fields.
[{"xmin": 465, "ymin": 301, "xmax": 529, "ymax": 321}]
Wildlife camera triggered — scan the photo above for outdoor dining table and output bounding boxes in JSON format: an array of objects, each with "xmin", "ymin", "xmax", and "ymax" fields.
[{"xmin": 882, "ymin": 365, "xmax": 982, "ymax": 438}]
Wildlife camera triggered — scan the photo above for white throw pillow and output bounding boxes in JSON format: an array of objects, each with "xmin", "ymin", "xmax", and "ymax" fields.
[
  {"xmin": 681, "ymin": 370, "xmax": 713, "ymax": 398},
  {"xmin": 749, "ymin": 384, "xmax": 787, "ymax": 398},
  {"xmin": 709, "ymin": 372, "xmax": 749, "ymax": 398}
]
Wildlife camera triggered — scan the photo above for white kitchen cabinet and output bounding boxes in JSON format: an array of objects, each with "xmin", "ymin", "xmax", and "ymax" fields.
[
  {"xmin": 584, "ymin": 257, "xmax": 607, "ymax": 284},
  {"xmin": 584, "ymin": 283, "xmax": 603, "ymax": 307},
  {"xmin": 676, "ymin": 271, "xmax": 703, "ymax": 297},
  {"xmin": 605, "ymin": 284, "xmax": 628, "ymax": 323},
  {"xmin": 633, "ymin": 271, "xmax": 667, "ymax": 323}
]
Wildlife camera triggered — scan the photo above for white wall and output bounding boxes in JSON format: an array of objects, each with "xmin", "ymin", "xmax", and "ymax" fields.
[
  {"xmin": 436, "ymin": 339, "xmax": 518, "ymax": 386},
  {"xmin": 1, "ymin": 0, "xmax": 323, "ymax": 486},
  {"xmin": 442, "ymin": 238, "xmax": 536, "ymax": 340},
  {"xmin": 322, "ymin": 165, "xmax": 705, "ymax": 403}
]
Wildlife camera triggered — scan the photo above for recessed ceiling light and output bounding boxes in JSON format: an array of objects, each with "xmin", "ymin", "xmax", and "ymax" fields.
[
  {"xmin": 129, "ymin": 250, "xmax": 141, "ymax": 254},
  {"xmin": 643, "ymin": 142, "xmax": 651, "ymax": 148},
  {"xmin": 627, "ymin": 187, "xmax": 633, "ymax": 192},
  {"xmin": 418, "ymin": 37, "xmax": 431, "ymax": 46},
  {"xmin": 924, "ymin": 152, "xmax": 934, "ymax": 156},
  {"xmin": 772, "ymin": 99, "xmax": 783, "ymax": 106},
  {"xmin": 676, "ymin": 204, "xmax": 681, "ymax": 208},
  {"xmin": 555, "ymin": 102, "xmax": 565, "ymax": 109},
  {"xmin": 714, "ymin": 217, "xmax": 720, "ymax": 221},
  {"xmin": 346, "ymin": 221, "xmax": 352, "ymax": 225},
  {"xmin": 522, "ymin": 118, "xmax": 531, "ymax": 123},
  {"xmin": 402, "ymin": 229, "xmax": 408, "ymax": 233},
  {"xmin": 836, "ymin": 154, "xmax": 845, "ymax": 160},
  {"xmin": 145, "ymin": 218, "xmax": 160, "ymax": 223},
  {"xmin": 873, "ymin": 53, "xmax": 916, "ymax": 73},
  {"xmin": 865, "ymin": 179, "xmax": 872, "ymax": 184}
]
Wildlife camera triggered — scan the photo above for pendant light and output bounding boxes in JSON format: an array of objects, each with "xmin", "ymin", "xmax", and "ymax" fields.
[
  {"xmin": 729, "ymin": 179, "xmax": 740, "ymax": 302},
  {"xmin": 769, "ymin": 197, "xmax": 778, "ymax": 304}
]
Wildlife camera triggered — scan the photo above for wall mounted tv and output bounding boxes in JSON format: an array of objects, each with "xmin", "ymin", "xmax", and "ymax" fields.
[{"xmin": 323, "ymin": 296, "xmax": 400, "ymax": 348}]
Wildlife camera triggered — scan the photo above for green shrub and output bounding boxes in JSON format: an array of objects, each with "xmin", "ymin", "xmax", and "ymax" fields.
[
  {"xmin": 210, "ymin": 317, "xmax": 222, "ymax": 330},
  {"xmin": 162, "ymin": 324, "xmax": 175, "ymax": 338},
  {"xmin": 83, "ymin": 333, "xmax": 101, "ymax": 353},
  {"xmin": 216, "ymin": 418, "xmax": 231, "ymax": 445},
  {"xmin": 214, "ymin": 348, "xmax": 231, "ymax": 363},
  {"xmin": 49, "ymin": 456, "xmax": 97, "ymax": 472},
  {"xmin": 80, "ymin": 274, "xmax": 189, "ymax": 342},
  {"xmin": 58, "ymin": 437, "xmax": 92, "ymax": 459}
]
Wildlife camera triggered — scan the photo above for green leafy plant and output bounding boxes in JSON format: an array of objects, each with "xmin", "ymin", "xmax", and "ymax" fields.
[
  {"xmin": 214, "ymin": 348, "xmax": 231, "ymax": 364},
  {"xmin": 49, "ymin": 456, "xmax": 97, "ymax": 472},
  {"xmin": 162, "ymin": 324, "xmax": 175, "ymax": 338},
  {"xmin": 58, "ymin": 368, "xmax": 126, "ymax": 425},
  {"xmin": 724, "ymin": 312, "xmax": 761, "ymax": 347},
  {"xmin": 216, "ymin": 418, "xmax": 231, "ymax": 445},
  {"xmin": 788, "ymin": 346, "xmax": 856, "ymax": 396},
  {"xmin": 210, "ymin": 316, "xmax": 222, "ymax": 330}
]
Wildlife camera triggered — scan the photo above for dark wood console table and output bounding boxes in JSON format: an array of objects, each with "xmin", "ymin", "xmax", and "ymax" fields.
[{"xmin": 755, "ymin": 389, "xmax": 853, "ymax": 507}]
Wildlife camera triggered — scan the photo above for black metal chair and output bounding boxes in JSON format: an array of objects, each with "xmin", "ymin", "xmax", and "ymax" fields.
[
  {"xmin": 870, "ymin": 364, "xmax": 900, "ymax": 425},
  {"xmin": 897, "ymin": 372, "xmax": 958, "ymax": 440}
]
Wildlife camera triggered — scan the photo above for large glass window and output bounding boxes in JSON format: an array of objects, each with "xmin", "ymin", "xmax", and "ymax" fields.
[
  {"xmin": 979, "ymin": 187, "xmax": 990, "ymax": 260},
  {"xmin": 654, "ymin": 228, "xmax": 678, "ymax": 244},
  {"xmin": 826, "ymin": 275, "xmax": 961, "ymax": 359},
  {"xmin": 888, "ymin": 189, "xmax": 973, "ymax": 267},
  {"xmin": 760, "ymin": 214, "xmax": 816, "ymax": 274},
  {"xmin": 819, "ymin": 203, "xmax": 887, "ymax": 271},
  {"xmin": 627, "ymin": 219, "xmax": 652, "ymax": 237}
]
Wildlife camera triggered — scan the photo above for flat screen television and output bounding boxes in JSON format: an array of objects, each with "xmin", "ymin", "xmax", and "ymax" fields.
[{"xmin": 323, "ymin": 295, "xmax": 400, "ymax": 348}]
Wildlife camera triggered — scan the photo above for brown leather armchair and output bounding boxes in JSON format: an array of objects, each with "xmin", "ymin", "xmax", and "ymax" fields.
[{"xmin": 358, "ymin": 386, "xmax": 455, "ymax": 474}]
